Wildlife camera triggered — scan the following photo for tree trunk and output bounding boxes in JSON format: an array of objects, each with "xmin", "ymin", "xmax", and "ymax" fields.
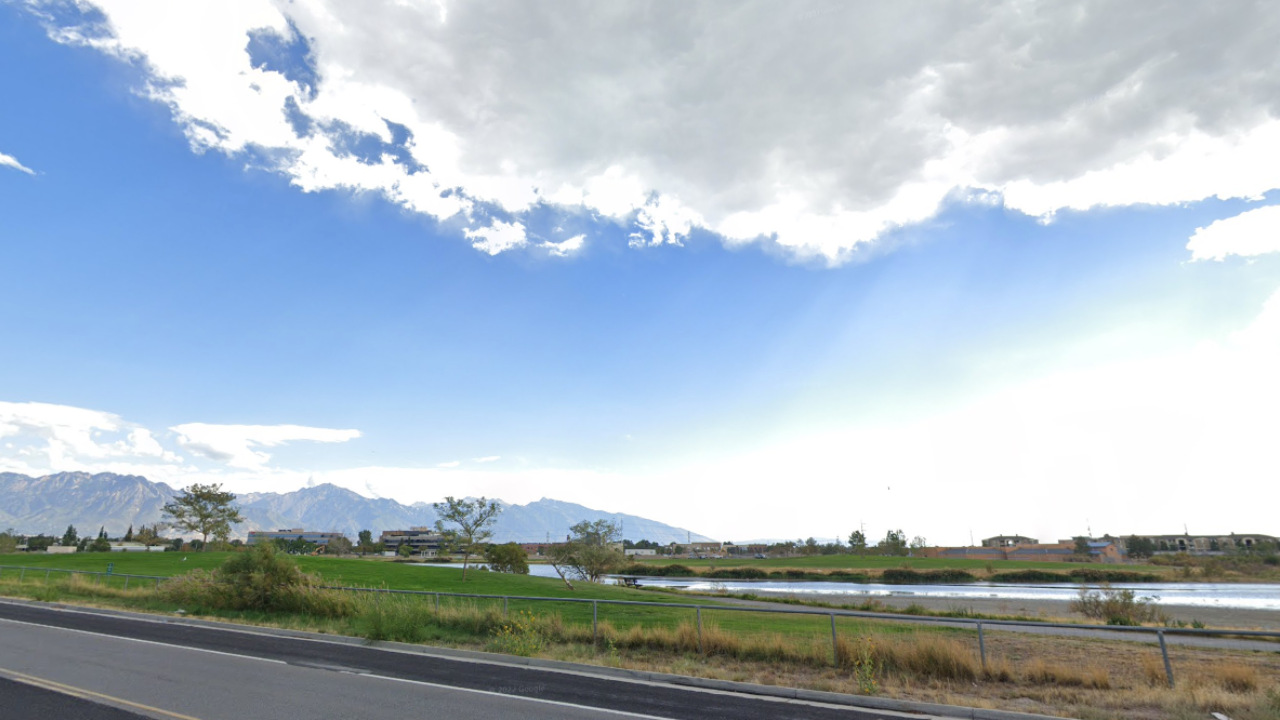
[
  {"xmin": 461, "ymin": 550, "xmax": 470, "ymax": 581},
  {"xmin": 201, "ymin": 531, "xmax": 208, "ymax": 551}
]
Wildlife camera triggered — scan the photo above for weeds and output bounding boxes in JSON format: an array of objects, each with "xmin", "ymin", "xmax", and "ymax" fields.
[{"xmin": 1070, "ymin": 584, "xmax": 1167, "ymax": 625}]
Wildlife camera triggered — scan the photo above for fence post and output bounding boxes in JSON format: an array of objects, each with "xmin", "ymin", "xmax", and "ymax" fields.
[
  {"xmin": 593, "ymin": 601, "xmax": 599, "ymax": 645},
  {"xmin": 123, "ymin": 576, "xmax": 129, "ymax": 591},
  {"xmin": 1157, "ymin": 630, "xmax": 1174, "ymax": 688},
  {"xmin": 977, "ymin": 621, "xmax": 986, "ymax": 671},
  {"xmin": 503, "ymin": 597, "xmax": 508, "ymax": 616},
  {"xmin": 46, "ymin": 569, "xmax": 51, "ymax": 584},
  {"xmin": 697, "ymin": 607, "xmax": 703, "ymax": 654},
  {"xmin": 435, "ymin": 593, "xmax": 440, "ymax": 613},
  {"xmin": 155, "ymin": 577, "xmax": 161, "ymax": 590},
  {"xmin": 830, "ymin": 613, "xmax": 838, "ymax": 666},
  {"xmin": 19, "ymin": 568, "xmax": 25, "ymax": 582}
]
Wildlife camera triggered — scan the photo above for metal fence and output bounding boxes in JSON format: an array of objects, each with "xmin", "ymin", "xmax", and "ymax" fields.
[{"xmin": 3, "ymin": 563, "xmax": 1277, "ymax": 689}]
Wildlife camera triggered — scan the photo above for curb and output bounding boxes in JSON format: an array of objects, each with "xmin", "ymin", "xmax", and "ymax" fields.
[{"xmin": 0, "ymin": 597, "xmax": 1072, "ymax": 720}]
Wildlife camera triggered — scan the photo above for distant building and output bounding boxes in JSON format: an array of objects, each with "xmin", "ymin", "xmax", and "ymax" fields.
[
  {"xmin": 379, "ymin": 528, "xmax": 446, "ymax": 556},
  {"xmin": 1133, "ymin": 533, "xmax": 1279, "ymax": 555},
  {"xmin": 727, "ymin": 544, "xmax": 770, "ymax": 557},
  {"xmin": 108, "ymin": 541, "xmax": 164, "ymax": 553},
  {"xmin": 247, "ymin": 529, "xmax": 348, "ymax": 546},
  {"xmin": 982, "ymin": 535, "xmax": 1038, "ymax": 547},
  {"xmin": 922, "ymin": 539, "xmax": 1128, "ymax": 563},
  {"xmin": 686, "ymin": 541, "xmax": 723, "ymax": 556},
  {"xmin": 46, "ymin": 546, "xmax": 77, "ymax": 554},
  {"xmin": 625, "ymin": 548, "xmax": 656, "ymax": 557}
]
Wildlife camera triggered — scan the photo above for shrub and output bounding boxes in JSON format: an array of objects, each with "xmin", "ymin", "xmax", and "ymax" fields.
[
  {"xmin": 704, "ymin": 568, "xmax": 767, "ymax": 579},
  {"xmin": 489, "ymin": 610, "xmax": 546, "ymax": 656},
  {"xmin": 1207, "ymin": 663, "xmax": 1258, "ymax": 693},
  {"xmin": 484, "ymin": 543, "xmax": 530, "ymax": 574},
  {"xmin": 1069, "ymin": 584, "xmax": 1166, "ymax": 625},
  {"xmin": 880, "ymin": 568, "xmax": 976, "ymax": 584},
  {"xmin": 160, "ymin": 543, "xmax": 355, "ymax": 617},
  {"xmin": 1066, "ymin": 568, "xmax": 1158, "ymax": 583},
  {"xmin": 989, "ymin": 570, "xmax": 1065, "ymax": 583}
]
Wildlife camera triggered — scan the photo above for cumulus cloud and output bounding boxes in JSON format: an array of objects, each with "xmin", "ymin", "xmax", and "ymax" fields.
[
  {"xmin": 541, "ymin": 235, "xmax": 584, "ymax": 258},
  {"xmin": 32, "ymin": 1, "xmax": 1280, "ymax": 263},
  {"xmin": 1187, "ymin": 204, "xmax": 1280, "ymax": 261},
  {"xmin": 0, "ymin": 401, "xmax": 183, "ymax": 469},
  {"xmin": 170, "ymin": 422, "xmax": 361, "ymax": 469},
  {"xmin": 464, "ymin": 220, "xmax": 526, "ymax": 256},
  {"xmin": 0, "ymin": 151, "xmax": 35, "ymax": 175}
]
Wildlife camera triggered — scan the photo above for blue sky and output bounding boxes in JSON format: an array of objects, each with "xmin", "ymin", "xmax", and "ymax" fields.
[{"xmin": 3, "ymin": 2, "xmax": 1280, "ymax": 544}]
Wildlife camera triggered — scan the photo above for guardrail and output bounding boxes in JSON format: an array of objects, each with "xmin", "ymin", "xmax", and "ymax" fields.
[{"xmin": 3, "ymin": 563, "xmax": 1276, "ymax": 689}]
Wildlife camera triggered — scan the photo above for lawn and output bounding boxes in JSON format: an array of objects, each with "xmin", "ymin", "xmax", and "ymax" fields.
[
  {"xmin": 0, "ymin": 551, "xmax": 938, "ymax": 641},
  {"xmin": 631, "ymin": 554, "xmax": 1157, "ymax": 573}
]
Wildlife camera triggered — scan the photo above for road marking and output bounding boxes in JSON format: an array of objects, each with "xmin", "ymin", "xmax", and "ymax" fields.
[
  {"xmin": 0, "ymin": 667, "xmax": 205, "ymax": 720},
  {"xmin": 0, "ymin": 616, "xmax": 288, "ymax": 665},
  {"xmin": 0, "ymin": 602, "xmax": 930, "ymax": 718},
  {"xmin": 351, "ymin": 670, "xmax": 684, "ymax": 720}
]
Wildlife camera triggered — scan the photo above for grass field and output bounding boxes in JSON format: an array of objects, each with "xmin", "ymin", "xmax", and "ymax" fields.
[
  {"xmin": 1, "ymin": 551, "xmax": 1277, "ymax": 719},
  {"xmin": 631, "ymin": 554, "xmax": 1156, "ymax": 572}
]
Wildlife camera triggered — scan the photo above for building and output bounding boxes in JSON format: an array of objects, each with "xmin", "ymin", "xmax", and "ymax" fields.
[
  {"xmin": 625, "ymin": 548, "xmax": 656, "ymax": 557},
  {"xmin": 247, "ymin": 529, "xmax": 348, "ymax": 546},
  {"xmin": 922, "ymin": 539, "xmax": 1128, "ymax": 563},
  {"xmin": 108, "ymin": 542, "xmax": 165, "ymax": 553},
  {"xmin": 982, "ymin": 535, "xmax": 1038, "ymax": 547},
  {"xmin": 379, "ymin": 528, "xmax": 446, "ymax": 556},
  {"xmin": 1133, "ymin": 533, "xmax": 1279, "ymax": 555},
  {"xmin": 686, "ymin": 541, "xmax": 723, "ymax": 557}
]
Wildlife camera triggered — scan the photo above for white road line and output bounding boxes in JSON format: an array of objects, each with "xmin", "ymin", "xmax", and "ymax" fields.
[
  {"xmin": 0, "ymin": 602, "xmax": 933, "ymax": 718},
  {"xmin": 0, "ymin": 616, "xmax": 288, "ymax": 665}
]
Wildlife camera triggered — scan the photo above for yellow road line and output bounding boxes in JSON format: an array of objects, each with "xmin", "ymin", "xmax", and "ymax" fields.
[{"xmin": 0, "ymin": 666, "xmax": 204, "ymax": 720}]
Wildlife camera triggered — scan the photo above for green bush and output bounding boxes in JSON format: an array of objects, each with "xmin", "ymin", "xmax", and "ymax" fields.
[
  {"xmin": 160, "ymin": 543, "xmax": 355, "ymax": 617},
  {"xmin": 880, "ymin": 569, "xmax": 977, "ymax": 584},
  {"xmin": 1069, "ymin": 584, "xmax": 1166, "ymax": 625},
  {"xmin": 989, "ymin": 570, "xmax": 1065, "ymax": 583},
  {"xmin": 1066, "ymin": 568, "xmax": 1158, "ymax": 583}
]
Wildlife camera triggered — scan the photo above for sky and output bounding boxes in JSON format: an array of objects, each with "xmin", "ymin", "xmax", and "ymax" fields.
[{"xmin": 2, "ymin": 1, "xmax": 1280, "ymax": 545}]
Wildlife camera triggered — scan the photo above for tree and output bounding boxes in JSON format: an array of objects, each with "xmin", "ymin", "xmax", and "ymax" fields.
[
  {"xmin": 61, "ymin": 525, "xmax": 79, "ymax": 547},
  {"xmin": 135, "ymin": 525, "xmax": 163, "ymax": 547},
  {"xmin": 326, "ymin": 535, "xmax": 353, "ymax": 556},
  {"xmin": 88, "ymin": 526, "xmax": 111, "ymax": 553},
  {"xmin": 433, "ymin": 496, "xmax": 503, "ymax": 581},
  {"xmin": 878, "ymin": 529, "xmax": 908, "ymax": 556},
  {"xmin": 1073, "ymin": 536, "xmax": 1092, "ymax": 558},
  {"xmin": 0, "ymin": 529, "xmax": 17, "ymax": 554},
  {"xmin": 910, "ymin": 536, "xmax": 929, "ymax": 550},
  {"xmin": 396, "ymin": 542, "xmax": 413, "ymax": 557},
  {"xmin": 162, "ymin": 483, "xmax": 244, "ymax": 551},
  {"xmin": 1125, "ymin": 535, "xmax": 1156, "ymax": 559},
  {"xmin": 484, "ymin": 542, "xmax": 530, "ymax": 574},
  {"xmin": 123, "ymin": 524, "xmax": 134, "ymax": 542},
  {"xmin": 848, "ymin": 530, "xmax": 867, "ymax": 556},
  {"xmin": 547, "ymin": 519, "xmax": 626, "ymax": 586},
  {"xmin": 801, "ymin": 537, "xmax": 820, "ymax": 556},
  {"xmin": 357, "ymin": 529, "xmax": 373, "ymax": 555}
]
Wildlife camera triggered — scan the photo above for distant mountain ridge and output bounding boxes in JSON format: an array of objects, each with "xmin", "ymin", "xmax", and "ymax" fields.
[{"xmin": 0, "ymin": 472, "xmax": 713, "ymax": 544}]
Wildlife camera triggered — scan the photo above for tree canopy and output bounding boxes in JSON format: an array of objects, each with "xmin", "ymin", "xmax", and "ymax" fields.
[
  {"xmin": 162, "ymin": 483, "xmax": 244, "ymax": 551},
  {"xmin": 433, "ymin": 496, "xmax": 502, "ymax": 581}
]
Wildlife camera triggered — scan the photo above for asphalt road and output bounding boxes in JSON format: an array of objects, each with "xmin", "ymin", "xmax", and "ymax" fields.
[{"xmin": 0, "ymin": 601, "xmax": 927, "ymax": 720}]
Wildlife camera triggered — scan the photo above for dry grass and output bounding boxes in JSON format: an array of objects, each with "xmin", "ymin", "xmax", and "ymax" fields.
[
  {"xmin": 1204, "ymin": 662, "xmax": 1259, "ymax": 693},
  {"xmin": 3, "ymin": 577, "xmax": 1279, "ymax": 720}
]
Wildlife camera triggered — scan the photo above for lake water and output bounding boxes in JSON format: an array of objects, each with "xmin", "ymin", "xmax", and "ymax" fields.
[{"xmin": 414, "ymin": 564, "xmax": 1280, "ymax": 611}]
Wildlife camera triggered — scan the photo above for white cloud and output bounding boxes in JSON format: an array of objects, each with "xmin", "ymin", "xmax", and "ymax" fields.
[
  {"xmin": 541, "ymin": 235, "xmax": 584, "ymax": 258},
  {"xmin": 1187, "ymin": 204, "xmax": 1280, "ymax": 261},
  {"xmin": 471, "ymin": 455, "xmax": 501, "ymax": 463},
  {"xmin": 170, "ymin": 422, "xmax": 361, "ymax": 469},
  {"xmin": 463, "ymin": 220, "xmax": 526, "ymax": 256},
  {"xmin": 33, "ymin": 2, "xmax": 1280, "ymax": 263},
  {"xmin": 436, "ymin": 460, "xmax": 460, "ymax": 468},
  {"xmin": 0, "ymin": 151, "xmax": 35, "ymax": 175}
]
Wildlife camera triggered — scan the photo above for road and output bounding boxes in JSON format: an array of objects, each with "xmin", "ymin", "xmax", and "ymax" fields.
[{"xmin": 0, "ymin": 600, "xmax": 931, "ymax": 720}]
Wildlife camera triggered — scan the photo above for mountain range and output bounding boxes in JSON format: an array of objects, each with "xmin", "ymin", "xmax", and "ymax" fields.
[{"xmin": 0, "ymin": 472, "xmax": 712, "ymax": 544}]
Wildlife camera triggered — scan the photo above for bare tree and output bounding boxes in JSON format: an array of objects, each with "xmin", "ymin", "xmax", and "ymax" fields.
[{"xmin": 432, "ymin": 496, "xmax": 502, "ymax": 581}]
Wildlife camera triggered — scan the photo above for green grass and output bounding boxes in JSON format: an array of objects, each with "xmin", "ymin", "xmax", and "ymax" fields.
[
  {"xmin": 632, "ymin": 555, "xmax": 1156, "ymax": 572},
  {"xmin": 0, "ymin": 553, "xmax": 946, "ymax": 643}
]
